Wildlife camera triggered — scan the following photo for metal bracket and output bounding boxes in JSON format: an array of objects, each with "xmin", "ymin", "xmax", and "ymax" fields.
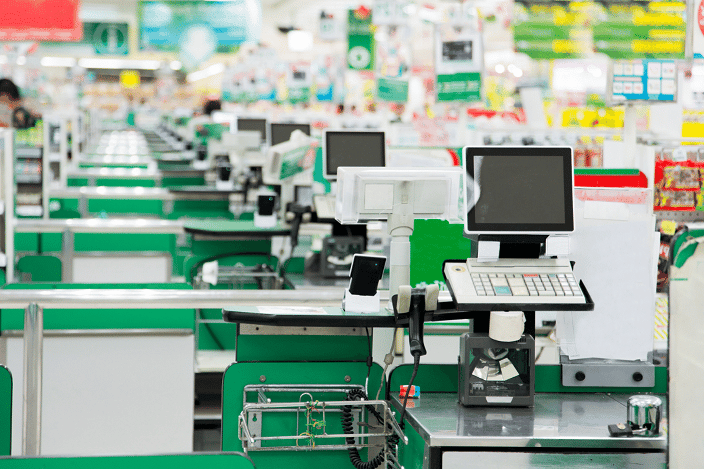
[{"xmin": 560, "ymin": 354, "xmax": 656, "ymax": 388}]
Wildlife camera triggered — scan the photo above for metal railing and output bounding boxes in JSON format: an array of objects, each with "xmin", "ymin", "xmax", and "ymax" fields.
[{"xmin": 0, "ymin": 288, "xmax": 349, "ymax": 456}]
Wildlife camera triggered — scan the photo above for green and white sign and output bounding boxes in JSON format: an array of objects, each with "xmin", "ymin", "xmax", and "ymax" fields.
[
  {"xmin": 88, "ymin": 23, "xmax": 129, "ymax": 55},
  {"xmin": 279, "ymin": 144, "xmax": 317, "ymax": 180},
  {"xmin": 377, "ymin": 77, "xmax": 408, "ymax": 102},
  {"xmin": 347, "ymin": 8, "xmax": 375, "ymax": 71},
  {"xmin": 42, "ymin": 22, "xmax": 130, "ymax": 55},
  {"xmin": 437, "ymin": 73, "xmax": 481, "ymax": 102}
]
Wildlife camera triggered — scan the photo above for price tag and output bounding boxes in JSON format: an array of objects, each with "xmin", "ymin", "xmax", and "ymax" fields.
[{"xmin": 661, "ymin": 220, "xmax": 677, "ymax": 236}]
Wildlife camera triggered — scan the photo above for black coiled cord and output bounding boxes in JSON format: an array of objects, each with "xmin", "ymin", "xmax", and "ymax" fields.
[{"xmin": 342, "ymin": 389, "xmax": 399, "ymax": 469}]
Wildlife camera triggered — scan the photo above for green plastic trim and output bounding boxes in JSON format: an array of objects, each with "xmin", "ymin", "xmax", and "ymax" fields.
[
  {"xmin": 574, "ymin": 169, "xmax": 640, "ymax": 175},
  {"xmin": 0, "ymin": 366, "xmax": 11, "ymax": 456}
]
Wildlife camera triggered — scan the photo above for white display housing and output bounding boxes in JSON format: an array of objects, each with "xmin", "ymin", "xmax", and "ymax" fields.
[{"xmin": 335, "ymin": 167, "xmax": 464, "ymax": 224}]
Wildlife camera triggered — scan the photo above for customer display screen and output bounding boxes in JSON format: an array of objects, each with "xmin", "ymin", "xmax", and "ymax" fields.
[
  {"xmin": 270, "ymin": 123, "xmax": 311, "ymax": 146},
  {"xmin": 464, "ymin": 147, "xmax": 574, "ymax": 234},
  {"xmin": 237, "ymin": 118, "xmax": 267, "ymax": 143},
  {"xmin": 324, "ymin": 131, "xmax": 385, "ymax": 180}
]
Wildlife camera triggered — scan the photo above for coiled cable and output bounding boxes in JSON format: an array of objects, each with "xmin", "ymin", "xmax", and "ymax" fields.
[{"xmin": 342, "ymin": 388, "xmax": 399, "ymax": 469}]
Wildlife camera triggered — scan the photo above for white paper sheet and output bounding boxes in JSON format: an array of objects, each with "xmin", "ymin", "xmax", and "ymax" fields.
[{"xmin": 556, "ymin": 188, "xmax": 656, "ymax": 361}]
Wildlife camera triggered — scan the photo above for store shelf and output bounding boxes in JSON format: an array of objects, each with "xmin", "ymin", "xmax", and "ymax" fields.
[{"xmin": 655, "ymin": 210, "xmax": 704, "ymax": 223}]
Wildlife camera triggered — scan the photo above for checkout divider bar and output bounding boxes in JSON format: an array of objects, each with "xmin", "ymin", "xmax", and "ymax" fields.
[{"xmin": 4, "ymin": 288, "xmax": 362, "ymax": 456}]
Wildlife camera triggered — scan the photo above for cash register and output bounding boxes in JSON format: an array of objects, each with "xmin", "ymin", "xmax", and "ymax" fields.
[{"xmin": 442, "ymin": 146, "xmax": 592, "ymax": 406}]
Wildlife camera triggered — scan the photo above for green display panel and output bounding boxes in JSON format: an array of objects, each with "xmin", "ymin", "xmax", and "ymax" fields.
[
  {"xmin": 410, "ymin": 220, "xmax": 474, "ymax": 288},
  {"xmin": 0, "ymin": 283, "xmax": 194, "ymax": 331},
  {"xmin": 222, "ymin": 362, "xmax": 385, "ymax": 469},
  {"xmin": 377, "ymin": 77, "xmax": 409, "ymax": 102},
  {"xmin": 0, "ymin": 453, "xmax": 254, "ymax": 469},
  {"xmin": 0, "ymin": 366, "xmax": 11, "ymax": 456}
]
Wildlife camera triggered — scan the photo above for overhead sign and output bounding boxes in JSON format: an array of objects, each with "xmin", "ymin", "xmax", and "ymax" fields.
[
  {"xmin": 90, "ymin": 23, "xmax": 129, "ymax": 55},
  {"xmin": 435, "ymin": 24, "xmax": 483, "ymax": 102},
  {"xmin": 513, "ymin": 0, "xmax": 590, "ymax": 59},
  {"xmin": 139, "ymin": 1, "xmax": 261, "ymax": 53},
  {"xmin": 347, "ymin": 7, "xmax": 375, "ymax": 71},
  {"xmin": 610, "ymin": 59, "xmax": 677, "ymax": 102},
  {"xmin": 593, "ymin": 0, "xmax": 685, "ymax": 59},
  {"xmin": 0, "ymin": 0, "xmax": 82, "ymax": 41}
]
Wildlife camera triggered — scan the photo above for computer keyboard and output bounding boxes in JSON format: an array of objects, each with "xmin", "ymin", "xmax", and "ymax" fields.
[{"xmin": 443, "ymin": 258, "xmax": 586, "ymax": 305}]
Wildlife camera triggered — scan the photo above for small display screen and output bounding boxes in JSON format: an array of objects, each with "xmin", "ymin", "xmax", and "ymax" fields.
[
  {"xmin": 237, "ymin": 118, "xmax": 267, "ymax": 143},
  {"xmin": 442, "ymin": 41, "xmax": 472, "ymax": 62},
  {"xmin": 324, "ymin": 131, "xmax": 385, "ymax": 179},
  {"xmin": 465, "ymin": 147, "xmax": 573, "ymax": 234},
  {"xmin": 270, "ymin": 123, "xmax": 311, "ymax": 146}
]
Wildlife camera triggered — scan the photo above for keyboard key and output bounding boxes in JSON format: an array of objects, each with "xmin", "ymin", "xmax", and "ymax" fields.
[
  {"xmin": 508, "ymin": 278, "xmax": 525, "ymax": 287},
  {"xmin": 538, "ymin": 290, "xmax": 556, "ymax": 296},
  {"xmin": 477, "ymin": 291, "xmax": 487, "ymax": 296},
  {"xmin": 564, "ymin": 291, "xmax": 573, "ymax": 296},
  {"xmin": 485, "ymin": 290, "xmax": 495, "ymax": 296},
  {"xmin": 511, "ymin": 287, "xmax": 529, "ymax": 296},
  {"xmin": 524, "ymin": 274, "xmax": 539, "ymax": 278},
  {"xmin": 555, "ymin": 291, "xmax": 565, "ymax": 296},
  {"xmin": 491, "ymin": 278, "xmax": 508, "ymax": 286},
  {"xmin": 494, "ymin": 286, "xmax": 512, "ymax": 295}
]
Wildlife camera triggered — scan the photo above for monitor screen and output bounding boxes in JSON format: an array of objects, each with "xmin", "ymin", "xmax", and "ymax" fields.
[
  {"xmin": 237, "ymin": 118, "xmax": 267, "ymax": 143},
  {"xmin": 270, "ymin": 123, "xmax": 311, "ymax": 146},
  {"xmin": 324, "ymin": 131, "xmax": 385, "ymax": 180},
  {"xmin": 464, "ymin": 146, "xmax": 574, "ymax": 235}
]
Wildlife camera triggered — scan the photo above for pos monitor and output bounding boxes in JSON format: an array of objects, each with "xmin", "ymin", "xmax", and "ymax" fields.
[
  {"xmin": 270, "ymin": 123, "xmax": 311, "ymax": 146},
  {"xmin": 323, "ymin": 130, "xmax": 386, "ymax": 180},
  {"xmin": 463, "ymin": 146, "xmax": 574, "ymax": 236},
  {"xmin": 237, "ymin": 118, "xmax": 267, "ymax": 144}
]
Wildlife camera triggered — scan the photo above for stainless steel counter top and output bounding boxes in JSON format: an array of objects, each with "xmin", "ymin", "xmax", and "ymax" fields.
[{"xmin": 392, "ymin": 393, "xmax": 666, "ymax": 451}]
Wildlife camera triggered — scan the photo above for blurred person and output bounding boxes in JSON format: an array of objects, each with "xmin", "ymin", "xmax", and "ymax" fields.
[{"xmin": 0, "ymin": 78, "xmax": 39, "ymax": 128}]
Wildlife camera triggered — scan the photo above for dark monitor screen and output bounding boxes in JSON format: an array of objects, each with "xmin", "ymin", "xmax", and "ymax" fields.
[
  {"xmin": 237, "ymin": 118, "xmax": 267, "ymax": 143},
  {"xmin": 270, "ymin": 123, "xmax": 311, "ymax": 146},
  {"xmin": 324, "ymin": 131, "xmax": 385, "ymax": 180},
  {"xmin": 464, "ymin": 146, "xmax": 574, "ymax": 235}
]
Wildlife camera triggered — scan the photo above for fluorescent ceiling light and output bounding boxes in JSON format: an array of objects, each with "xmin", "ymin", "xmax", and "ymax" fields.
[
  {"xmin": 77, "ymin": 58, "xmax": 162, "ymax": 70},
  {"xmin": 41, "ymin": 57, "xmax": 77, "ymax": 67},
  {"xmin": 170, "ymin": 60, "xmax": 182, "ymax": 71},
  {"xmin": 186, "ymin": 63, "xmax": 225, "ymax": 83},
  {"xmin": 16, "ymin": 56, "xmax": 26, "ymax": 66}
]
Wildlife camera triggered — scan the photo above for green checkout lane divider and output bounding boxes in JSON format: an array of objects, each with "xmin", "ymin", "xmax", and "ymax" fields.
[
  {"xmin": 222, "ymin": 362, "xmax": 384, "ymax": 469},
  {"xmin": 0, "ymin": 283, "xmax": 194, "ymax": 331},
  {"xmin": 0, "ymin": 453, "xmax": 254, "ymax": 469},
  {"xmin": 0, "ymin": 366, "xmax": 11, "ymax": 456}
]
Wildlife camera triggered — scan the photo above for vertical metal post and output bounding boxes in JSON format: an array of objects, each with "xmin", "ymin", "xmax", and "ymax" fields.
[
  {"xmin": 22, "ymin": 303, "xmax": 43, "ymax": 456},
  {"xmin": 61, "ymin": 228, "xmax": 73, "ymax": 282}
]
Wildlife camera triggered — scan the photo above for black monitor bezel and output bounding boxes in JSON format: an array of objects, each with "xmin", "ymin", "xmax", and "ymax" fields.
[
  {"xmin": 463, "ymin": 146, "xmax": 574, "ymax": 236},
  {"xmin": 237, "ymin": 117, "xmax": 268, "ymax": 143},
  {"xmin": 270, "ymin": 122, "xmax": 312, "ymax": 146},
  {"xmin": 323, "ymin": 130, "xmax": 386, "ymax": 180}
]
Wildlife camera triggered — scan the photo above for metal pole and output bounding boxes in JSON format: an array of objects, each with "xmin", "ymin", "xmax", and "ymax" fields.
[{"xmin": 22, "ymin": 302, "xmax": 43, "ymax": 456}]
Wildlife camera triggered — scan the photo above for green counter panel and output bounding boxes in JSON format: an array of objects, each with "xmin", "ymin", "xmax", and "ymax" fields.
[
  {"xmin": 0, "ymin": 453, "xmax": 254, "ymax": 469},
  {"xmin": 15, "ymin": 233, "xmax": 173, "ymax": 254},
  {"xmin": 168, "ymin": 200, "xmax": 233, "ymax": 220},
  {"xmin": 236, "ymin": 335, "xmax": 370, "ymax": 362},
  {"xmin": 162, "ymin": 176, "xmax": 206, "ymax": 188},
  {"xmin": 86, "ymin": 199, "xmax": 163, "ymax": 216},
  {"xmin": 222, "ymin": 361, "xmax": 384, "ymax": 469},
  {"xmin": 0, "ymin": 283, "xmax": 194, "ymax": 331},
  {"xmin": 67, "ymin": 178, "xmax": 89, "ymax": 187},
  {"xmin": 398, "ymin": 418, "xmax": 425, "ymax": 469},
  {"xmin": 0, "ymin": 366, "xmax": 11, "ymax": 456},
  {"xmin": 410, "ymin": 220, "xmax": 473, "ymax": 287}
]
